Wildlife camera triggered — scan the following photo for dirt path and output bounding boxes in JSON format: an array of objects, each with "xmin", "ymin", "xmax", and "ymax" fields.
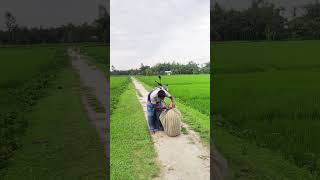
[
  {"xmin": 68, "ymin": 49, "xmax": 108, "ymax": 158},
  {"xmin": 132, "ymin": 77, "xmax": 210, "ymax": 180}
]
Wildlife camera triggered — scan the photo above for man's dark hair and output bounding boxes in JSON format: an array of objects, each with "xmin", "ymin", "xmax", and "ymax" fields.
[{"xmin": 158, "ymin": 90, "xmax": 166, "ymax": 98}]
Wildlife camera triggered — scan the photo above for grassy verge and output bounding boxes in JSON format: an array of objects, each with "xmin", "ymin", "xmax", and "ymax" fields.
[
  {"xmin": 0, "ymin": 62, "xmax": 106, "ymax": 179},
  {"xmin": 110, "ymin": 76, "xmax": 130, "ymax": 114},
  {"xmin": 110, "ymin": 81, "xmax": 159, "ymax": 180}
]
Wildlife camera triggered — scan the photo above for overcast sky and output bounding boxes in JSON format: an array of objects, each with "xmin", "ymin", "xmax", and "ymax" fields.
[
  {"xmin": 111, "ymin": 0, "xmax": 210, "ymax": 70},
  {"xmin": 0, "ymin": 0, "xmax": 108, "ymax": 29}
]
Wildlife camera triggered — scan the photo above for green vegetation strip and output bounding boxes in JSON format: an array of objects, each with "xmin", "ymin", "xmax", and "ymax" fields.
[
  {"xmin": 0, "ymin": 47, "xmax": 67, "ymax": 169},
  {"xmin": 1, "ymin": 65, "xmax": 106, "ymax": 179},
  {"xmin": 110, "ymin": 81, "xmax": 159, "ymax": 180},
  {"xmin": 110, "ymin": 76, "xmax": 130, "ymax": 114}
]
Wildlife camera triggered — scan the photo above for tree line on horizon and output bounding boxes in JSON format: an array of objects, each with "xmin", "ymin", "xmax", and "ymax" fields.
[
  {"xmin": 211, "ymin": 0, "xmax": 320, "ymax": 41},
  {"xmin": 0, "ymin": 4, "xmax": 109, "ymax": 44},
  {"xmin": 111, "ymin": 61, "xmax": 210, "ymax": 76}
]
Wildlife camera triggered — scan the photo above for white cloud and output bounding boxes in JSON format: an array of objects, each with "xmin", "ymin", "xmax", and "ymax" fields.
[{"xmin": 111, "ymin": 0, "xmax": 210, "ymax": 70}]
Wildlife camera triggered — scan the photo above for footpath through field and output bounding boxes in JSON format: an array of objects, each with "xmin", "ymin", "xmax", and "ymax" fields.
[
  {"xmin": 132, "ymin": 77, "xmax": 210, "ymax": 180},
  {"xmin": 68, "ymin": 49, "xmax": 108, "ymax": 157}
]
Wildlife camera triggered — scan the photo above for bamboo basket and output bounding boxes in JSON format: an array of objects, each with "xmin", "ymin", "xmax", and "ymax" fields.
[{"xmin": 159, "ymin": 108, "xmax": 181, "ymax": 137}]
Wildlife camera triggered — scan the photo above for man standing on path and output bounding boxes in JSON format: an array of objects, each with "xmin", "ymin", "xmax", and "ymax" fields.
[{"xmin": 147, "ymin": 87, "xmax": 175, "ymax": 133}]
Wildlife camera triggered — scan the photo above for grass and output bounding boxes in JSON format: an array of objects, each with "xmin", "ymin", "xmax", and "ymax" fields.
[
  {"xmin": 0, "ymin": 46, "xmax": 67, "ymax": 169},
  {"xmin": 215, "ymin": 128, "xmax": 314, "ymax": 180},
  {"xmin": 0, "ymin": 46, "xmax": 58, "ymax": 86},
  {"xmin": 80, "ymin": 45, "xmax": 109, "ymax": 75},
  {"xmin": 181, "ymin": 126, "xmax": 188, "ymax": 135},
  {"xmin": 0, "ymin": 62, "xmax": 106, "ymax": 179},
  {"xmin": 110, "ymin": 76, "xmax": 130, "ymax": 114},
  {"xmin": 212, "ymin": 40, "xmax": 320, "ymax": 74},
  {"xmin": 212, "ymin": 40, "xmax": 320, "ymax": 178},
  {"xmin": 110, "ymin": 80, "xmax": 159, "ymax": 180}
]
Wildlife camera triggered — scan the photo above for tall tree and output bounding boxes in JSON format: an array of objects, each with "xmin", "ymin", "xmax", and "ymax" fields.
[
  {"xmin": 4, "ymin": 11, "xmax": 18, "ymax": 42},
  {"xmin": 94, "ymin": 4, "xmax": 110, "ymax": 43}
]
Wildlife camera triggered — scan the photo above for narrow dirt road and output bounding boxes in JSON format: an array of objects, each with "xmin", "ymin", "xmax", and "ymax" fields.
[
  {"xmin": 68, "ymin": 49, "xmax": 108, "ymax": 158},
  {"xmin": 132, "ymin": 77, "xmax": 210, "ymax": 180}
]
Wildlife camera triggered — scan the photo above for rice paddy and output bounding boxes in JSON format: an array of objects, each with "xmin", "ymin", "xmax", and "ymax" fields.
[{"xmin": 212, "ymin": 40, "xmax": 320, "ymax": 178}]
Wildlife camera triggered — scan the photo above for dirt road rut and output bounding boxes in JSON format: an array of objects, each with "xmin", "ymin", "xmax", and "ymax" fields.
[{"xmin": 69, "ymin": 49, "xmax": 108, "ymax": 158}]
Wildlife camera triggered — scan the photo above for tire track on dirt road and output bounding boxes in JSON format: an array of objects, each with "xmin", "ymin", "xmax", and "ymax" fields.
[
  {"xmin": 132, "ymin": 77, "xmax": 210, "ymax": 180},
  {"xmin": 68, "ymin": 49, "xmax": 108, "ymax": 159}
]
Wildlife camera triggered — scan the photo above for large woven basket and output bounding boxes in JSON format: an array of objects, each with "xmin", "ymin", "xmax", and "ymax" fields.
[{"xmin": 159, "ymin": 108, "xmax": 181, "ymax": 137}]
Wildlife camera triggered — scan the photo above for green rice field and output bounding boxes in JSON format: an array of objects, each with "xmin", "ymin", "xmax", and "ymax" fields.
[
  {"xmin": 137, "ymin": 75, "xmax": 210, "ymax": 116},
  {"xmin": 0, "ymin": 46, "xmax": 58, "ymax": 88},
  {"xmin": 213, "ymin": 40, "xmax": 320, "ymax": 179}
]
